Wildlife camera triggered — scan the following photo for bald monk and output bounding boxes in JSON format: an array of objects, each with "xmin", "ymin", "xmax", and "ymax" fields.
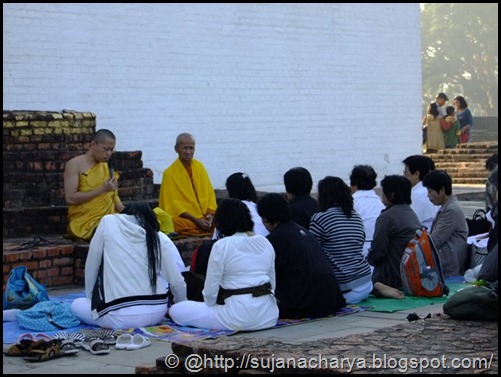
[
  {"xmin": 64, "ymin": 129, "xmax": 124, "ymax": 241},
  {"xmin": 159, "ymin": 133, "xmax": 217, "ymax": 236}
]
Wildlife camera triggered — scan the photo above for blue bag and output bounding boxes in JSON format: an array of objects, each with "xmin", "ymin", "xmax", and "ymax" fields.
[
  {"xmin": 3, "ymin": 265, "xmax": 50, "ymax": 310},
  {"xmin": 16, "ymin": 301, "xmax": 81, "ymax": 331}
]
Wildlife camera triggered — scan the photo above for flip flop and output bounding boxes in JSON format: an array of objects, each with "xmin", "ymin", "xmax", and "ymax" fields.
[
  {"xmin": 57, "ymin": 339, "xmax": 79, "ymax": 355},
  {"xmin": 52, "ymin": 331, "xmax": 85, "ymax": 348},
  {"xmin": 81, "ymin": 337, "xmax": 110, "ymax": 355},
  {"xmin": 126, "ymin": 334, "xmax": 151, "ymax": 351},
  {"xmin": 115, "ymin": 334, "xmax": 133, "ymax": 350}
]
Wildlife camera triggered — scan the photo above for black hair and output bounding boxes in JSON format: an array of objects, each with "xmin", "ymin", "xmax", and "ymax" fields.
[
  {"xmin": 283, "ymin": 167, "xmax": 313, "ymax": 196},
  {"xmin": 402, "ymin": 155, "xmax": 435, "ymax": 181},
  {"xmin": 488, "ymin": 166, "xmax": 498, "ymax": 190},
  {"xmin": 428, "ymin": 102, "xmax": 440, "ymax": 118},
  {"xmin": 422, "ymin": 170, "xmax": 453, "ymax": 195},
  {"xmin": 93, "ymin": 129, "xmax": 116, "ymax": 143},
  {"xmin": 257, "ymin": 193, "xmax": 292, "ymax": 224},
  {"xmin": 454, "ymin": 95, "xmax": 468, "ymax": 109},
  {"xmin": 122, "ymin": 202, "xmax": 161, "ymax": 293},
  {"xmin": 214, "ymin": 198, "xmax": 254, "ymax": 237},
  {"xmin": 226, "ymin": 172, "xmax": 258, "ymax": 203},
  {"xmin": 349, "ymin": 165, "xmax": 378, "ymax": 190},
  {"xmin": 317, "ymin": 176, "xmax": 353, "ymax": 218},
  {"xmin": 445, "ymin": 106, "xmax": 455, "ymax": 116},
  {"xmin": 380, "ymin": 175, "xmax": 412, "ymax": 205},
  {"xmin": 486, "ymin": 153, "xmax": 498, "ymax": 172}
]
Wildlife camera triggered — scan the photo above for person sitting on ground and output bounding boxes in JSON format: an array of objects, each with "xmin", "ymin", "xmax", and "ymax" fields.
[
  {"xmin": 402, "ymin": 154, "xmax": 438, "ymax": 231},
  {"xmin": 349, "ymin": 165, "xmax": 385, "ymax": 258},
  {"xmin": 283, "ymin": 167, "xmax": 319, "ymax": 229},
  {"xmin": 422, "ymin": 170, "xmax": 468, "ymax": 277},
  {"xmin": 309, "ymin": 176, "xmax": 373, "ymax": 304},
  {"xmin": 191, "ymin": 172, "xmax": 268, "ymax": 276},
  {"xmin": 485, "ymin": 153, "xmax": 498, "ymax": 214},
  {"xmin": 367, "ymin": 175, "xmax": 421, "ymax": 299},
  {"xmin": 478, "ymin": 167, "xmax": 498, "ymax": 283},
  {"xmin": 158, "ymin": 132, "xmax": 217, "ymax": 236},
  {"xmin": 440, "ymin": 106, "xmax": 461, "ymax": 149},
  {"xmin": 64, "ymin": 129, "xmax": 125, "ymax": 241},
  {"xmin": 257, "ymin": 193, "xmax": 346, "ymax": 319},
  {"xmin": 169, "ymin": 198, "xmax": 279, "ymax": 331},
  {"xmin": 71, "ymin": 202, "xmax": 187, "ymax": 329}
]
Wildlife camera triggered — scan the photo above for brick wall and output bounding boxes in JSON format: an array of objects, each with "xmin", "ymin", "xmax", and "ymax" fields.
[{"xmin": 3, "ymin": 111, "xmax": 154, "ymax": 238}]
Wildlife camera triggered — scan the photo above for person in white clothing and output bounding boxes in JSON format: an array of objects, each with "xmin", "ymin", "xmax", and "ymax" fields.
[
  {"xmin": 350, "ymin": 165, "xmax": 385, "ymax": 258},
  {"xmin": 169, "ymin": 198, "xmax": 279, "ymax": 331},
  {"xmin": 402, "ymin": 155, "xmax": 439, "ymax": 231},
  {"xmin": 71, "ymin": 202, "xmax": 187, "ymax": 329}
]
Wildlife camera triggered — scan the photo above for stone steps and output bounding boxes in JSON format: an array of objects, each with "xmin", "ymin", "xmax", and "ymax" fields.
[{"xmin": 426, "ymin": 142, "xmax": 497, "ymax": 185}]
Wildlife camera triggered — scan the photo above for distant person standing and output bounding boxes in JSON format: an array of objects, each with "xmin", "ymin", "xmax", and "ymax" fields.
[
  {"xmin": 423, "ymin": 102, "xmax": 444, "ymax": 153},
  {"xmin": 435, "ymin": 92, "xmax": 449, "ymax": 117},
  {"xmin": 440, "ymin": 106, "xmax": 461, "ymax": 148},
  {"xmin": 454, "ymin": 96, "xmax": 473, "ymax": 143}
]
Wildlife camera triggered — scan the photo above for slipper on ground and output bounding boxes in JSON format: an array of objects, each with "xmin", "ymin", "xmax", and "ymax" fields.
[
  {"xmin": 126, "ymin": 334, "xmax": 151, "ymax": 351},
  {"xmin": 115, "ymin": 334, "xmax": 133, "ymax": 350},
  {"xmin": 81, "ymin": 337, "xmax": 110, "ymax": 355}
]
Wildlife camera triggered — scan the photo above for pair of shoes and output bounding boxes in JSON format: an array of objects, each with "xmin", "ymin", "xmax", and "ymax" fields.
[
  {"xmin": 17, "ymin": 333, "xmax": 51, "ymax": 343},
  {"xmin": 88, "ymin": 329, "xmax": 117, "ymax": 345},
  {"xmin": 4, "ymin": 339, "xmax": 46, "ymax": 357},
  {"xmin": 81, "ymin": 337, "xmax": 110, "ymax": 355},
  {"xmin": 115, "ymin": 334, "xmax": 151, "ymax": 351},
  {"xmin": 23, "ymin": 340, "xmax": 66, "ymax": 362},
  {"xmin": 52, "ymin": 331, "xmax": 85, "ymax": 348}
]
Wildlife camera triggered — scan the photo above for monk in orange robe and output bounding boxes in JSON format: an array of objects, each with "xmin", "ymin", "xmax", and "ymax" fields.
[
  {"xmin": 159, "ymin": 133, "xmax": 217, "ymax": 236},
  {"xmin": 64, "ymin": 129, "xmax": 124, "ymax": 241}
]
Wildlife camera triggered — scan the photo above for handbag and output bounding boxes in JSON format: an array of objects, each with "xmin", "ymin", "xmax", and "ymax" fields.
[
  {"xmin": 466, "ymin": 209, "xmax": 490, "ymax": 236},
  {"xmin": 3, "ymin": 265, "xmax": 50, "ymax": 310},
  {"xmin": 16, "ymin": 301, "xmax": 81, "ymax": 331},
  {"xmin": 470, "ymin": 244, "xmax": 489, "ymax": 269}
]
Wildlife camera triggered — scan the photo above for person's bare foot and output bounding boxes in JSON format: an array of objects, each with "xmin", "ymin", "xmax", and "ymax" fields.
[{"xmin": 372, "ymin": 282, "xmax": 405, "ymax": 299}]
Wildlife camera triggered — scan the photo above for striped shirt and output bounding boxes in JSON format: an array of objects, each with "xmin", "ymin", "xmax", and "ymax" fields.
[{"xmin": 309, "ymin": 206, "xmax": 372, "ymax": 291}]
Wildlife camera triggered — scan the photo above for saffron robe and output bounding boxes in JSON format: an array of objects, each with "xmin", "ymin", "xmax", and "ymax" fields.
[
  {"xmin": 159, "ymin": 158, "xmax": 217, "ymax": 236},
  {"xmin": 67, "ymin": 163, "xmax": 120, "ymax": 241}
]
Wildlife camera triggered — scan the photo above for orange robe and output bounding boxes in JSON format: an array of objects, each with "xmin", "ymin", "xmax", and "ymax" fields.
[
  {"xmin": 159, "ymin": 158, "xmax": 217, "ymax": 236},
  {"xmin": 67, "ymin": 163, "xmax": 120, "ymax": 241}
]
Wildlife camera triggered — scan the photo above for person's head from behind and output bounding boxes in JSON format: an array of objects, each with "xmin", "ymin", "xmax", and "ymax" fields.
[
  {"xmin": 349, "ymin": 165, "xmax": 378, "ymax": 191},
  {"xmin": 436, "ymin": 92, "xmax": 448, "ymax": 107},
  {"xmin": 175, "ymin": 132, "xmax": 195, "ymax": 165},
  {"xmin": 257, "ymin": 193, "xmax": 292, "ymax": 231},
  {"xmin": 422, "ymin": 170, "xmax": 452, "ymax": 206},
  {"xmin": 445, "ymin": 106, "xmax": 455, "ymax": 117},
  {"xmin": 427, "ymin": 102, "xmax": 440, "ymax": 118},
  {"xmin": 402, "ymin": 155, "xmax": 435, "ymax": 186},
  {"xmin": 122, "ymin": 202, "xmax": 160, "ymax": 292},
  {"xmin": 488, "ymin": 166, "xmax": 498, "ymax": 191},
  {"xmin": 453, "ymin": 95, "xmax": 468, "ymax": 110},
  {"xmin": 226, "ymin": 172, "xmax": 258, "ymax": 203},
  {"xmin": 486, "ymin": 153, "xmax": 498, "ymax": 172},
  {"xmin": 91, "ymin": 129, "xmax": 116, "ymax": 163},
  {"xmin": 215, "ymin": 198, "xmax": 254, "ymax": 238},
  {"xmin": 283, "ymin": 167, "xmax": 313, "ymax": 198},
  {"xmin": 380, "ymin": 175, "xmax": 412, "ymax": 207},
  {"xmin": 317, "ymin": 176, "xmax": 353, "ymax": 217}
]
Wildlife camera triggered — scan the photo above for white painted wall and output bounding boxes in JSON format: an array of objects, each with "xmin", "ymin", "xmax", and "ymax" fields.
[{"xmin": 3, "ymin": 3, "xmax": 422, "ymax": 192}]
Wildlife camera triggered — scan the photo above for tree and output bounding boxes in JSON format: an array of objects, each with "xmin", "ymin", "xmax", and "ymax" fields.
[{"xmin": 421, "ymin": 4, "xmax": 498, "ymax": 117}]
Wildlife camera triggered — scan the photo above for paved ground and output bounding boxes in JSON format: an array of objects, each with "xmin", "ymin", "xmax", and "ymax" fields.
[{"xmin": 3, "ymin": 185, "xmax": 496, "ymax": 374}]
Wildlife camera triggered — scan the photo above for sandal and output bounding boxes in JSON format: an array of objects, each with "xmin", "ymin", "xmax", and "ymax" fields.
[
  {"xmin": 81, "ymin": 337, "xmax": 110, "ymax": 355},
  {"xmin": 3, "ymin": 339, "xmax": 46, "ymax": 357},
  {"xmin": 23, "ymin": 340, "xmax": 63, "ymax": 362},
  {"xmin": 88, "ymin": 329, "xmax": 117, "ymax": 345},
  {"xmin": 58, "ymin": 339, "xmax": 79, "ymax": 355},
  {"xmin": 53, "ymin": 331, "xmax": 85, "ymax": 348}
]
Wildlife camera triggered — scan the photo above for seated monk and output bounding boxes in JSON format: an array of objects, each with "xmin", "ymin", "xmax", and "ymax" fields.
[
  {"xmin": 64, "ymin": 129, "xmax": 124, "ymax": 241},
  {"xmin": 159, "ymin": 132, "xmax": 217, "ymax": 236}
]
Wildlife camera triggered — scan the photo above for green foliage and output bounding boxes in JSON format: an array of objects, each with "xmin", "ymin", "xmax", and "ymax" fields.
[{"xmin": 421, "ymin": 3, "xmax": 498, "ymax": 116}]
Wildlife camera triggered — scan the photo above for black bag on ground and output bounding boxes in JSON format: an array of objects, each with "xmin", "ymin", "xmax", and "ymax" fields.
[
  {"xmin": 466, "ymin": 209, "xmax": 490, "ymax": 236},
  {"xmin": 443, "ymin": 282, "xmax": 498, "ymax": 321}
]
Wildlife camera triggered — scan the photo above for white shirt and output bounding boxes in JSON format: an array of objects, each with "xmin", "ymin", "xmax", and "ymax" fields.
[
  {"xmin": 243, "ymin": 200, "xmax": 269, "ymax": 236},
  {"xmin": 353, "ymin": 189, "xmax": 385, "ymax": 257},
  {"xmin": 411, "ymin": 181, "xmax": 439, "ymax": 231}
]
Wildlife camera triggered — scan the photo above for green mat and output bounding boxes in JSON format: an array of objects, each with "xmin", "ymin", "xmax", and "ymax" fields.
[{"xmin": 362, "ymin": 283, "xmax": 469, "ymax": 312}]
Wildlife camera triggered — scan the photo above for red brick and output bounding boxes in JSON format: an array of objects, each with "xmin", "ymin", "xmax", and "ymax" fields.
[
  {"xmin": 53, "ymin": 257, "xmax": 73, "ymax": 267},
  {"xmin": 33, "ymin": 249, "xmax": 48, "ymax": 258},
  {"xmin": 39, "ymin": 259, "xmax": 52, "ymax": 269}
]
